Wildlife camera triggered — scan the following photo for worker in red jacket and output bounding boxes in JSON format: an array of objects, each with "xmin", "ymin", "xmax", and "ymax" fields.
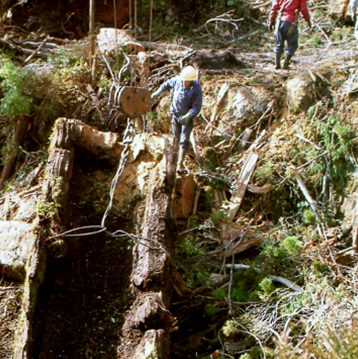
[{"xmin": 268, "ymin": 0, "xmax": 311, "ymax": 69}]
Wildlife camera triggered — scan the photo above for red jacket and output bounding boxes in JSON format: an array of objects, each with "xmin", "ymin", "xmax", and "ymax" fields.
[{"xmin": 269, "ymin": 0, "xmax": 310, "ymax": 24}]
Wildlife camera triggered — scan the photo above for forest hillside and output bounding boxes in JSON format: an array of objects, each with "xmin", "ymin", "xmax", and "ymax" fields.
[{"xmin": 0, "ymin": 0, "xmax": 358, "ymax": 358}]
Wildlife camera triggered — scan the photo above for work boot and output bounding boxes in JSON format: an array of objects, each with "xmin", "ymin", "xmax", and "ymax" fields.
[
  {"xmin": 275, "ymin": 53, "xmax": 281, "ymax": 69},
  {"xmin": 177, "ymin": 147, "xmax": 187, "ymax": 174},
  {"xmin": 283, "ymin": 55, "xmax": 293, "ymax": 70}
]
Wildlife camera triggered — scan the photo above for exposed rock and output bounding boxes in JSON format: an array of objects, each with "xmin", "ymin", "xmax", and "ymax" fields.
[
  {"xmin": 11, "ymin": 194, "xmax": 38, "ymax": 222},
  {"xmin": 286, "ymin": 75, "xmax": 315, "ymax": 111},
  {"xmin": 97, "ymin": 28, "xmax": 145, "ymax": 55},
  {"xmin": 0, "ymin": 221, "xmax": 36, "ymax": 281},
  {"xmin": 215, "ymin": 85, "xmax": 270, "ymax": 135}
]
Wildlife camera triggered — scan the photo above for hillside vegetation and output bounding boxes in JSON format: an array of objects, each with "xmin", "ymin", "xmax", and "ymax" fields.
[{"xmin": 1, "ymin": 0, "xmax": 358, "ymax": 358}]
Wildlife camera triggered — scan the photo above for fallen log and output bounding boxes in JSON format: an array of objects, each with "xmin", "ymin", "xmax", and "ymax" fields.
[{"xmin": 120, "ymin": 136, "xmax": 177, "ymax": 358}]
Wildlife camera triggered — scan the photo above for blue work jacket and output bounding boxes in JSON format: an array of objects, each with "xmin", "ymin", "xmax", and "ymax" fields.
[{"xmin": 158, "ymin": 76, "xmax": 202, "ymax": 118}]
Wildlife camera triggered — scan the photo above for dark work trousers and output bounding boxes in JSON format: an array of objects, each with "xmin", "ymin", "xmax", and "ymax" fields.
[
  {"xmin": 274, "ymin": 20, "xmax": 299, "ymax": 56},
  {"xmin": 172, "ymin": 116, "xmax": 194, "ymax": 150}
]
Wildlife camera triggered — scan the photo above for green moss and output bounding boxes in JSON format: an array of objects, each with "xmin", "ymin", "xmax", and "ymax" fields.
[
  {"xmin": 254, "ymin": 161, "xmax": 276, "ymax": 185},
  {"xmin": 232, "ymin": 281, "xmax": 249, "ymax": 302},
  {"xmin": 203, "ymin": 146, "xmax": 218, "ymax": 172},
  {"xmin": 53, "ymin": 177, "xmax": 65, "ymax": 205},
  {"xmin": 213, "ymin": 288, "xmax": 227, "ymax": 300},
  {"xmin": 204, "ymin": 304, "xmax": 219, "ymax": 317},
  {"xmin": 222, "ymin": 319, "xmax": 239, "ymax": 337},
  {"xmin": 280, "ymin": 236, "xmax": 303, "ymax": 255},
  {"xmin": 36, "ymin": 200, "xmax": 59, "ymax": 219},
  {"xmin": 259, "ymin": 277, "xmax": 275, "ymax": 295}
]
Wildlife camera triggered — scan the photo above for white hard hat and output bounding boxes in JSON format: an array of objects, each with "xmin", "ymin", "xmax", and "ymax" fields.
[
  {"xmin": 180, "ymin": 66, "xmax": 197, "ymax": 81},
  {"xmin": 137, "ymin": 51, "xmax": 146, "ymax": 63}
]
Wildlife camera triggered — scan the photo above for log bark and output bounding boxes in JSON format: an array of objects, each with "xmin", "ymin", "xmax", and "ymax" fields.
[
  {"xmin": 121, "ymin": 138, "xmax": 177, "ymax": 358},
  {"xmin": 14, "ymin": 118, "xmax": 124, "ymax": 359}
]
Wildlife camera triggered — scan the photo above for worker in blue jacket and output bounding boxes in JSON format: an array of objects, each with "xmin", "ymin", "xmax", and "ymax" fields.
[{"xmin": 151, "ymin": 65, "xmax": 202, "ymax": 173}]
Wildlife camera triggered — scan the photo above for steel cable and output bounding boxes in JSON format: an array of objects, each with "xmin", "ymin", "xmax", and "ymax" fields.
[{"xmin": 48, "ymin": 119, "xmax": 134, "ymax": 240}]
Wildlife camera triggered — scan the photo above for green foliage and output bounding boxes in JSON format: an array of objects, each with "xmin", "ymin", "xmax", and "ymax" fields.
[
  {"xmin": 222, "ymin": 319, "xmax": 239, "ymax": 337},
  {"xmin": 232, "ymin": 281, "xmax": 249, "ymax": 302},
  {"xmin": 213, "ymin": 288, "xmax": 226, "ymax": 300},
  {"xmin": 302, "ymin": 208, "xmax": 316, "ymax": 224},
  {"xmin": 177, "ymin": 234, "xmax": 203, "ymax": 256},
  {"xmin": 0, "ymin": 127, "xmax": 14, "ymax": 165},
  {"xmin": 304, "ymin": 115, "xmax": 354, "ymax": 193},
  {"xmin": 280, "ymin": 236, "xmax": 303, "ymax": 255},
  {"xmin": 260, "ymin": 235, "xmax": 303, "ymax": 278},
  {"xmin": 204, "ymin": 304, "xmax": 219, "ymax": 317},
  {"xmin": 311, "ymin": 261, "xmax": 329, "ymax": 276},
  {"xmin": 210, "ymin": 209, "xmax": 229, "ymax": 225},
  {"xmin": 146, "ymin": 110, "xmax": 165, "ymax": 127},
  {"xmin": 239, "ymin": 354, "xmax": 252, "ymax": 359},
  {"xmin": 305, "ymin": 35, "xmax": 323, "ymax": 48},
  {"xmin": 203, "ymin": 146, "xmax": 218, "ymax": 172},
  {"xmin": 262, "ymin": 242, "xmax": 288, "ymax": 261},
  {"xmin": 0, "ymin": 56, "xmax": 33, "ymax": 116},
  {"xmin": 259, "ymin": 277, "xmax": 275, "ymax": 295},
  {"xmin": 37, "ymin": 200, "xmax": 59, "ymax": 219},
  {"xmin": 331, "ymin": 27, "xmax": 351, "ymax": 42},
  {"xmin": 48, "ymin": 48, "xmax": 80, "ymax": 67},
  {"xmin": 185, "ymin": 267, "xmax": 211, "ymax": 288},
  {"xmin": 254, "ymin": 161, "xmax": 276, "ymax": 185},
  {"xmin": 49, "ymin": 48, "xmax": 90, "ymax": 85}
]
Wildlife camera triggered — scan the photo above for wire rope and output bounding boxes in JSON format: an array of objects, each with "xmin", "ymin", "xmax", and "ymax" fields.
[{"xmin": 48, "ymin": 119, "xmax": 134, "ymax": 240}]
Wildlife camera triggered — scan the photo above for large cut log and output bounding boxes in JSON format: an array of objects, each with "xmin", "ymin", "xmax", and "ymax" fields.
[{"xmin": 120, "ymin": 137, "xmax": 177, "ymax": 359}]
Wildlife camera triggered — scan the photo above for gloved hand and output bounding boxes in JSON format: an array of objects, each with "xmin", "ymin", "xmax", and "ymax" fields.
[
  {"xmin": 151, "ymin": 89, "xmax": 161, "ymax": 99},
  {"xmin": 179, "ymin": 112, "xmax": 192, "ymax": 125},
  {"xmin": 307, "ymin": 20, "xmax": 312, "ymax": 28},
  {"xmin": 268, "ymin": 22, "xmax": 274, "ymax": 31}
]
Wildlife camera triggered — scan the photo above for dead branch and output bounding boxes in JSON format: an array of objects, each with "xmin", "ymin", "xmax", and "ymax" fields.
[
  {"xmin": 23, "ymin": 35, "xmax": 49, "ymax": 64},
  {"xmin": 206, "ymin": 83, "xmax": 229, "ymax": 133},
  {"xmin": 227, "ymin": 152, "xmax": 258, "ymax": 220},
  {"xmin": 291, "ymin": 166, "xmax": 321, "ymax": 222}
]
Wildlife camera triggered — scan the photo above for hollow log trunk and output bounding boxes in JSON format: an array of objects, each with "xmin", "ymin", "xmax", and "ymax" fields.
[{"xmin": 15, "ymin": 118, "xmax": 178, "ymax": 359}]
